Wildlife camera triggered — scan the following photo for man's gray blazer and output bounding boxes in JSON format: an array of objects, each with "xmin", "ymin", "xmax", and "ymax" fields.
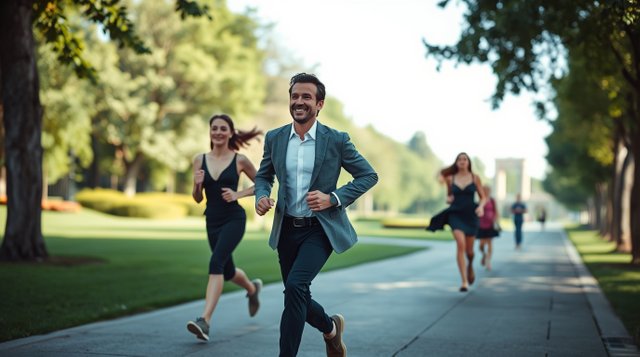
[{"xmin": 255, "ymin": 121, "xmax": 378, "ymax": 253}]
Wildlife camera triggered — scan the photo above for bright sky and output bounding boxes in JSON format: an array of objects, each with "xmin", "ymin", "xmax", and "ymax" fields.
[{"xmin": 228, "ymin": 0, "xmax": 553, "ymax": 179}]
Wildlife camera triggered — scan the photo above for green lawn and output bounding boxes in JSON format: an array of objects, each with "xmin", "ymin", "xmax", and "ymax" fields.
[
  {"xmin": 352, "ymin": 218, "xmax": 452, "ymax": 240},
  {"xmin": 566, "ymin": 226, "xmax": 640, "ymax": 345},
  {"xmin": 0, "ymin": 206, "xmax": 425, "ymax": 342}
]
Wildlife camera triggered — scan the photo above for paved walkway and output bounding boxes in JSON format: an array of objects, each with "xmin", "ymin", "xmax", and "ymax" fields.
[{"xmin": 1, "ymin": 223, "xmax": 638, "ymax": 356}]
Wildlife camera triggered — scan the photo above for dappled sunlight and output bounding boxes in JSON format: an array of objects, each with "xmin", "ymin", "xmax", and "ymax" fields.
[
  {"xmin": 479, "ymin": 275, "xmax": 585, "ymax": 294},
  {"xmin": 349, "ymin": 279, "xmax": 442, "ymax": 293}
]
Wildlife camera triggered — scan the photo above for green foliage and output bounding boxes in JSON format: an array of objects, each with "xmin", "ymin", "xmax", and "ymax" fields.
[
  {"xmin": 37, "ymin": 0, "xmax": 268, "ymax": 193},
  {"xmin": 425, "ymin": 0, "xmax": 639, "ymax": 216},
  {"xmin": 543, "ymin": 170, "xmax": 593, "ymax": 210},
  {"xmin": 32, "ymin": 0, "xmax": 210, "ymax": 81},
  {"xmin": 175, "ymin": 0, "xmax": 211, "ymax": 19},
  {"xmin": 425, "ymin": 1, "xmax": 638, "ymax": 112},
  {"xmin": 39, "ymin": 45, "xmax": 95, "ymax": 182},
  {"xmin": 543, "ymin": 48, "xmax": 615, "ymax": 208},
  {"xmin": 316, "ymin": 98, "xmax": 445, "ymax": 213},
  {"xmin": 88, "ymin": 0, "xmax": 267, "ymax": 192}
]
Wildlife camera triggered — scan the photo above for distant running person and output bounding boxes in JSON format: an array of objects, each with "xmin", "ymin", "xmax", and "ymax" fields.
[
  {"xmin": 511, "ymin": 193, "xmax": 527, "ymax": 250},
  {"xmin": 428, "ymin": 152, "xmax": 486, "ymax": 292},
  {"xmin": 477, "ymin": 185, "xmax": 500, "ymax": 271}
]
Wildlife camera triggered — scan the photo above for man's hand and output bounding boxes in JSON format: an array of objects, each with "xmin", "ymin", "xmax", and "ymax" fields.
[
  {"xmin": 307, "ymin": 190, "xmax": 333, "ymax": 212},
  {"xmin": 256, "ymin": 196, "xmax": 275, "ymax": 216}
]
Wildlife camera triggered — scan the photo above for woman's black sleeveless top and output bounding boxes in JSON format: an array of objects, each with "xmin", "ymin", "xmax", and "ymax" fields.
[{"xmin": 201, "ymin": 154, "xmax": 245, "ymax": 223}]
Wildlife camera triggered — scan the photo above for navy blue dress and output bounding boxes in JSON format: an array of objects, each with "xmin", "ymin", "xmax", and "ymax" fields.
[
  {"xmin": 448, "ymin": 182, "xmax": 480, "ymax": 236},
  {"xmin": 427, "ymin": 180, "xmax": 479, "ymax": 236}
]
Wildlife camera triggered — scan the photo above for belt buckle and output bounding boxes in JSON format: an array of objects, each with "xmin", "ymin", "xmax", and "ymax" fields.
[{"xmin": 292, "ymin": 217, "xmax": 305, "ymax": 228}]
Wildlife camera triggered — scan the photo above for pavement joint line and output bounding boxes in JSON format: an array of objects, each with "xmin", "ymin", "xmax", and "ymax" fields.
[{"xmin": 391, "ymin": 282, "xmax": 474, "ymax": 357}]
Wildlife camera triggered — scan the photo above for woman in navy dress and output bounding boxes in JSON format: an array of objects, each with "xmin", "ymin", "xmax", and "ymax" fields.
[
  {"xmin": 428, "ymin": 152, "xmax": 486, "ymax": 292},
  {"xmin": 187, "ymin": 114, "xmax": 263, "ymax": 342}
]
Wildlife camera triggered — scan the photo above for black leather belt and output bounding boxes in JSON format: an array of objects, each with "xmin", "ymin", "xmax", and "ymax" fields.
[{"xmin": 284, "ymin": 216, "xmax": 320, "ymax": 228}]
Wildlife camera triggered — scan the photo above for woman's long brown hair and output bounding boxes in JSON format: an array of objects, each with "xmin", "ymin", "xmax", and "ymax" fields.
[
  {"xmin": 440, "ymin": 152, "xmax": 473, "ymax": 178},
  {"xmin": 440, "ymin": 152, "xmax": 474, "ymax": 196},
  {"xmin": 209, "ymin": 114, "xmax": 263, "ymax": 150}
]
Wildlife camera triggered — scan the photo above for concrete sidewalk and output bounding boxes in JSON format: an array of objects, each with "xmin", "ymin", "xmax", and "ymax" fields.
[{"xmin": 1, "ymin": 224, "xmax": 638, "ymax": 356}]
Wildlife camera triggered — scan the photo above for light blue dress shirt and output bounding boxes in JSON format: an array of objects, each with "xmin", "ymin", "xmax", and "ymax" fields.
[{"xmin": 285, "ymin": 121, "xmax": 317, "ymax": 217}]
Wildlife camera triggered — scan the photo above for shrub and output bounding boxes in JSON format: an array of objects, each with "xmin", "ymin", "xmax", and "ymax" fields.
[
  {"xmin": 381, "ymin": 217, "xmax": 429, "ymax": 229},
  {"xmin": 108, "ymin": 201, "xmax": 187, "ymax": 219},
  {"xmin": 75, "ymin": 188, "xmax": 126, "ymax": 213},
  {"xmin": 75, "ymin": 189, "xmax": 257, "ymax": 220},
  {"xmin": 137, "ymin": 192, "xmax": 203, "ymax": 217}
]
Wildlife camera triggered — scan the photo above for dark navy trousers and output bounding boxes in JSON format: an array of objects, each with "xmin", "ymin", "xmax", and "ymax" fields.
[{"xmin": 277, "ymin": 222, "xmax": 334, "ymax": 357}]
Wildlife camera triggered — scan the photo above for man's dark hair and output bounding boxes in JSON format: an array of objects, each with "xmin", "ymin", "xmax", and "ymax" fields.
[{"xmin": 289, "ymin": 73, "xmax": 326, "ymax": 101}]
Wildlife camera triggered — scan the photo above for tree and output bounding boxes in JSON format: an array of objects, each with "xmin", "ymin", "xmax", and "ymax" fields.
[
  {"xmin": 425, "ymin": 0, "xmax": 640, "ymax": 263},
  {"xmin": 545, "ymin": 48, "xmax": 619, "ymax": 236},
  {"xmin": 0, "ymin": 0, "xmax": 208, "ymax": 261},
  {"xmin": 38, "ymin": 39, "xmax": 95, "ymax": 187},
  {"xmin": 92, "ymin": 0, "xmax": 266, "ymax": 196}
]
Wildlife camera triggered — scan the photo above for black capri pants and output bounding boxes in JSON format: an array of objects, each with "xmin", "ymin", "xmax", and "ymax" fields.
[{"xmin": 205, "ymin": 215, "xmax": 246, "ymax": 280}]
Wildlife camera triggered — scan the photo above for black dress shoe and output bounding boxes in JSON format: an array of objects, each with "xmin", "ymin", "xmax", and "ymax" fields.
[{"xmin": 459, "ymin": 286, "xmax": 468, "ymax": 292}]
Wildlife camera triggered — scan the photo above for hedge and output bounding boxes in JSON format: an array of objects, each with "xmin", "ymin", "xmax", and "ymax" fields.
[{"xmin": 75, "ymin": 188, "xmax": 256, "ymax": 221}]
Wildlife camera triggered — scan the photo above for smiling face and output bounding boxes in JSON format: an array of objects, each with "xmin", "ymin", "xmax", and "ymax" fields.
[
  {"xmin": 289, "ymin": 82, "xmax": 324, "ymax": 125},
  {"xmin": 455, "ymin": 153, "xmax": 471, "ymax": 171},
  {"xmin": 210, "ymin": 118, "xmax": 233, "ymax": 148}
]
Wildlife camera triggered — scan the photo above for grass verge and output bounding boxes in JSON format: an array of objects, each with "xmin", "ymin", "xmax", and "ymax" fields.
[
  {"xmin": 566, "ymin": 225, "xmax": 640, "ymax": 346},
  {"xmin": 352, "ymin": 218, "xmax": 452, "ymax": 240}
]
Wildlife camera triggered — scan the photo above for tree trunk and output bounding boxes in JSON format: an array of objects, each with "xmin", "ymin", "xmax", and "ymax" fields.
[
  {"xmin": 586, "ymin": 197, "xmax": 595, "ymax": 227},
  {"xmin": 592, "ymin": 186, "xmax": 602, "ymax": 229},
  {"xmin": 166, "ymin": 171, "xmax": 175, "ymax": 193},
  {"xmin": 596, "ymin": 183, "xmax": 608, "ymax": 237},
  {"xmin": 612, "ymin": 137, "xmax": 625, "ymax": 245},
  {"xmin": 0, "ymin": 0, "xmax": 47, "ymax": 261},
  {"xmin": 618, "ymin": 152, "xmax": 633, "ymax": 254},
  {"xmin": 630, "ymin": 139, "xmax": 639, "ymax": 265},
  {"xmin": 123, "ymin": 152, "xmax": 144, "ymax": 197},
  {"xmin": 87, "ymin": 130, "xmax": 99, "ymax": 189}
]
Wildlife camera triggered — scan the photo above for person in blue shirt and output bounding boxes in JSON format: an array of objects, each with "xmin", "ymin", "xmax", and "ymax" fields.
[{"xmin": 510, "ymin": 193, "xmax": 528, "ymax": 250}]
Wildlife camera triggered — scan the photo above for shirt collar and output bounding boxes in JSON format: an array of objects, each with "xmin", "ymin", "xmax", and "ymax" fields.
[{"xmin": 289, "ymin": 120, "xmax": 318, "ymax": 141}]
